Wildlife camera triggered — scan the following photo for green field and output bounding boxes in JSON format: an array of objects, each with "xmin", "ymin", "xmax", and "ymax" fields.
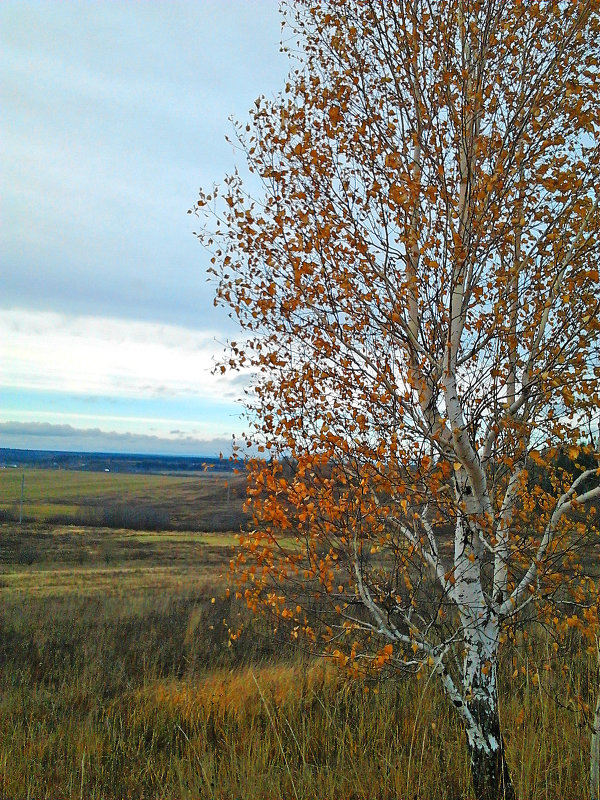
[
  {"xmin": 0, "ymin": 467, "xmax": 247, "ymax": 530},
  {"xmin": 0, "ymin": 470, "xmax": 597, "ymax": 798}
]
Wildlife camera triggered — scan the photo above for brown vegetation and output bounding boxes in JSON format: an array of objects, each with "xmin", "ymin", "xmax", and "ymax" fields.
[{"xmin": 0, "ymin": 502, "xmax": 596, "ymax": 798}]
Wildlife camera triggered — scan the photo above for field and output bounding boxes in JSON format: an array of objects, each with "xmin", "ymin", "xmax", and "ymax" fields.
[
  {"xmin": 0, "ymin": 468, "xmax": 597, "ymax": 799},
  {"xmin": 0, "ymin": 468, "xmax": 247, "ymax": 531}
]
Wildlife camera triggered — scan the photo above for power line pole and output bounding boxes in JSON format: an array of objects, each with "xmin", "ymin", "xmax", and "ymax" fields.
[{"xmin": 19, "ymin": 472, "xmax": 24, "ymax": 525}]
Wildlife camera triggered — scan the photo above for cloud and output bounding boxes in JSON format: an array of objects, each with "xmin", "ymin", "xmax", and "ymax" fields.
[
  {"xmin": 2, "ymin": 422, "xmax": 96, "ymax": 438},
  {"xmin": 1, "ymin": 308, "xmax": 253, "ymax": 402},
  {"xmin": 1, "ymin": 1, "xmax": 287, "ymax": 330},
  {"xmin": 0, "ymin": 421, "xmax": 236, "ymax": 457},
  {"xmin": 0, "ymin": 3, "xmax": 283, "ymax": 451}
]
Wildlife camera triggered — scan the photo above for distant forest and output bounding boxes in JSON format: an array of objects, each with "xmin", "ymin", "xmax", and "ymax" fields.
[{"xmin": 0, "ymin": 448, "xmax": 241, "ymax": 474}]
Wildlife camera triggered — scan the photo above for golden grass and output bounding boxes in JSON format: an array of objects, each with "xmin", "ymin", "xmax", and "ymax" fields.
[
  {"xmin": 2, "ymin": 643, "xmax": 594, "ymax": 799},
  {"xmin": 1, "ymin": 564, "xmax": 215, "ymax": 598},
  {"xmin": 0, "ymin": 517, "xmax": 596, "ymax": 798},
  {"xmin": 0, "ymin": 523, "xmax": 235, "ymax": 596}
]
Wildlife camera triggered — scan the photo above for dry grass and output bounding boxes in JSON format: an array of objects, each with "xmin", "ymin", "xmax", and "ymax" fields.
[
  {"xmin": 0, "ymin": 521, "xmax": 596, "ymax": 798},
  {"xmin": 0, "ymin": 468, "xmax": 597, "ymax": 799},
  {"xmin": 1, "ymin": 609, "xmax": 594, "ymax": 800},
  {"xmin": 0, "ymin": 523, "xmax": 236, "ymax": 601}
]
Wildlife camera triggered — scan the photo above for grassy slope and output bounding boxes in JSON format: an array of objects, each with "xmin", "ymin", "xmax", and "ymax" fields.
[
  {"xmin": 0, "ymin": 467, "xmax": 247, "ymax": 529},
  {"xmin": 0, "ymin": 471, "xmax": 597, "ymax": 798}
]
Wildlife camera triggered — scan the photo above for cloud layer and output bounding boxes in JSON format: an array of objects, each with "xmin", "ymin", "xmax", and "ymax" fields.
[
  {"xmin": 1, "ymin": 1, "xmax": 286, "ymax": 329},
  {"xmin": 1, "ymin": 2, "xmax": 284, "ymax": 453},
  {"xmin": 2, "ymin": 309, "xmax": 250, "ymax": 401},
  {"xmin": 0, "ymin": 421, "xmax": 235, "ymax": 457}
]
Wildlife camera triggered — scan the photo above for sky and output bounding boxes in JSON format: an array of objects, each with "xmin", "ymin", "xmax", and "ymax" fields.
[{"xmin": 1, "ymin": 0, "xmax": 288, "ymax": 456}]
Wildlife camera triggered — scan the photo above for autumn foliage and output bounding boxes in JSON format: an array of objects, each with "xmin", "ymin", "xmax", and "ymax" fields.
[{"xmin": 194, "ymin": 1, "xmax": 600, "ymax": 798}]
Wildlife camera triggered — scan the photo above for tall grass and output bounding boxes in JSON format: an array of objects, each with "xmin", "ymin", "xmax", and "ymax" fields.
[
  {"xmin": 0, "ymin": 584, "xmax": 595, "ymax": 799},
  {"xmin": 1, "ymin": 519, "xmax": 595, "ymax": 798}
]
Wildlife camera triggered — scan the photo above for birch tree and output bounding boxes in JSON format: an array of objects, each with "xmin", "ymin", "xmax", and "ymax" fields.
[{"xmin": 193, "ymin": 1, "xmax": 600, "ymax": 797}]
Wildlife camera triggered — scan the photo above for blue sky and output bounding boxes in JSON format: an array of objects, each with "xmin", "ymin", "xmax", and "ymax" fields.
[{"xmin": 1, "ymin": 1, "xmax": 287, "ymax": 455}]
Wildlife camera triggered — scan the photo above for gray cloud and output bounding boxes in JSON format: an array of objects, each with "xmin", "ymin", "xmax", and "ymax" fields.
[
  {"xmin": 1, "ymin": 1, "xmax": 287, "ymax": 331},
  {"xmin": 0, "ymin": 421, "xmax": 234, "ymax": 457},
  {"xmin": 1, "ymin": 3, "xmax": 280, "ymax": 451}
]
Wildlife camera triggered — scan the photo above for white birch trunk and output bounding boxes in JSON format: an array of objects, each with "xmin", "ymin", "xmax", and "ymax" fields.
[
  {"xmin": 452, "ymin": 474, "xmax": 516, "ymax": 800},
  {"xmin": 461, "ymin": 616, "xmax": 516, "ymax": 800}
]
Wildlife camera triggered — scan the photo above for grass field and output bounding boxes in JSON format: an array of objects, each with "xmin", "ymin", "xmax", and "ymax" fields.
[
  {"xmin": 0, "ymin": 467, "xmax": 247, "ymax": 530},
  {"xmin": 0, "ymin": 469, "xmax": 597, "ymax": 798}
]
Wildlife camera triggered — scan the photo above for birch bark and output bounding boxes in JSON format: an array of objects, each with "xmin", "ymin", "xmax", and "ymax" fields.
[{"xmin": 463, "ymin": 623, "xmax": 516, "ymax": 800}]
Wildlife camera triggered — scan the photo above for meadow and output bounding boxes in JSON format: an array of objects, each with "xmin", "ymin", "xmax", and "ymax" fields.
[
  {"xmin": 0, "ymin": 467, "xmax": 247, "ymax": 531},
  {"xmin": 0, "ymin": 468, "xmax": 597, "ymax": 799}
]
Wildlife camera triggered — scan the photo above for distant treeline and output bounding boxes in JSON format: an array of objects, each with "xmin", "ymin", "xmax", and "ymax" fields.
[{"xmin": 0, "ymin": 448, "xmax": 243, "ymax": 474}]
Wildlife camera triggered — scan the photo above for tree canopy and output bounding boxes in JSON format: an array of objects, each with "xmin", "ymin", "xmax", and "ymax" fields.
[{"xmin": 194, "ymin": 2, "xmax": 600, "ymax": 797}]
